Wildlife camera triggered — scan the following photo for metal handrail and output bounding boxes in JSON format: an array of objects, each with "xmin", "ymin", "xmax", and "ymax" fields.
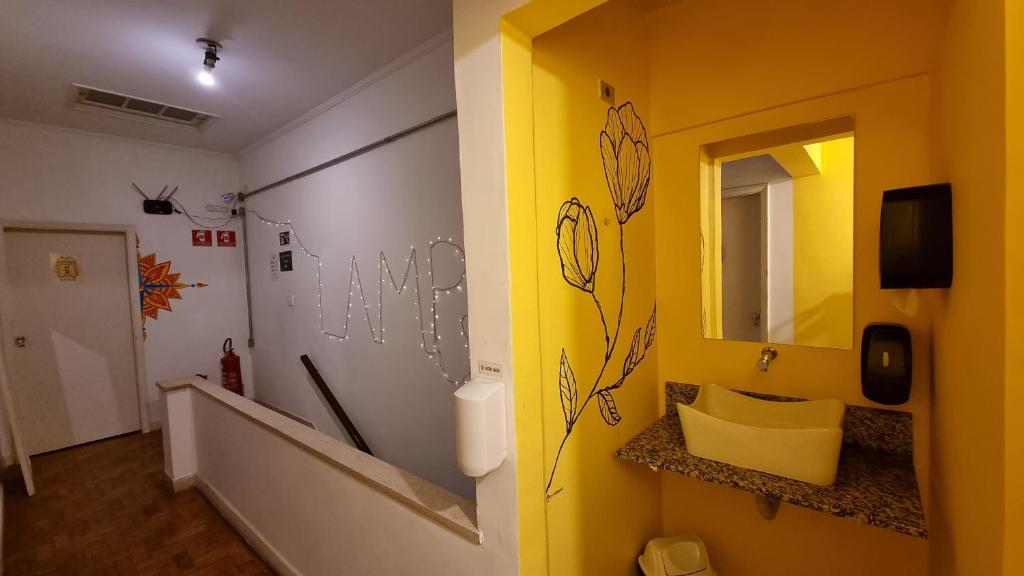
[{"xmin": 300, "ymin": 354, "xmax": 373, "ymax": 456}]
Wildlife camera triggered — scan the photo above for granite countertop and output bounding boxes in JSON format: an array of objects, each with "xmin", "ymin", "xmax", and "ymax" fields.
[{"xmin": 616, "ymin": 382, "xmax": 927, "ymax": 539}]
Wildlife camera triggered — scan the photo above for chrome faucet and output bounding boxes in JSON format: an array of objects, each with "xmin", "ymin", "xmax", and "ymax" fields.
[{"xmin": 757, "ymin": 347, "xmax": 778, "ymax": 372}]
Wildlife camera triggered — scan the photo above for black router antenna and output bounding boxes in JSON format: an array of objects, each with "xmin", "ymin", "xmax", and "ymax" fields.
[{"xmin": 131, "ymin": 182, "xmax": 150, "ymax": 200}]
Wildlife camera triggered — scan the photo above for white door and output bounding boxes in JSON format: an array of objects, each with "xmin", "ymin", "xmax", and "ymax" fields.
[
  {"xmin": 721, "ymin": 192, "xmax": 766, "ymax": 342},
  {"xmin": 3, "ymin": 229, "xmax": 140, "ymax": 455}
]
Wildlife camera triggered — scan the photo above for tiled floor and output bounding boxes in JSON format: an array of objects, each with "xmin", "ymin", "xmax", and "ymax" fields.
[{"xmin": 3, "ymin": 432, "xmax": 273, "ymax": 575}]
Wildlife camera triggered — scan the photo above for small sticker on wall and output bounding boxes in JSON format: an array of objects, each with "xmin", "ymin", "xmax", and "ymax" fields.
[
  {"xmin": 217, "ymin": 230, "xmax": 236, "ymax": 247},
  {"xmin": 279, "ymin": 231, "xmax": 290, "ymax": 246},
  {"xmin": 270, "ymin": 254, "xmax": 280, "ymax": 281},
  {"xmin": 478, "ymin": 360, "xmax": 503, "ymax": 379},
  {"xmin": 279, "ymin": 250, "xmax": 293, "ymax": 272},
  {"xmin": 192, "ymin": 230, "xmax": 212, "ymax": 247},
  {"xmin": 50, "ymin": 254, "xmax": 80, "ymax": 282}
]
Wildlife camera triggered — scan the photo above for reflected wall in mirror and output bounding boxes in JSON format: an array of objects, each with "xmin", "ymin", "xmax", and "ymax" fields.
[{"xmin": 700, "ymin": 117, "xmax": 854, "ymax": 349}]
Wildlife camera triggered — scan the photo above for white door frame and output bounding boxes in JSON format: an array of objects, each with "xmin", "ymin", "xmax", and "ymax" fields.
[{"xmin": 0, "ymin": 221, "xmax": 151, "ymax": 493}]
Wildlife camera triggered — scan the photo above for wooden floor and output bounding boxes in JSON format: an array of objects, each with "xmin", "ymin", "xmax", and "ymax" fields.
[{"xmin": 3, "ymin": 432, "xmax": 273, "ymax": 575}]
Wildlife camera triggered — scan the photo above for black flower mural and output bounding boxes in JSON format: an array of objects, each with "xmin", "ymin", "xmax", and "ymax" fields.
[
  {"xmin": 601, "ymin": 102, "xmax": 651, "ymax": 225},
  {"xmin": 557, "ymin": 198, "xmax": 599, "ymax": 293},
  {"xmin": 546, "ymin": 102, "xmax": 657, "ymax": 500}
]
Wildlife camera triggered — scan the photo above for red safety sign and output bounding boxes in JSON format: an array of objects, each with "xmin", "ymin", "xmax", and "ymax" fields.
[
  {"xmin": 217, "ymin": 230, "xmax": 236, "ymax": 247},
  {"xmin": 192, "ymin": 229, "xmax": 212, "ymax": 247}
]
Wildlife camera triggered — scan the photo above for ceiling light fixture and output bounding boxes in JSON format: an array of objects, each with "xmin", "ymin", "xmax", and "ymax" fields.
[{"xmin": 195, "ymin": 38, "xmax": 222, "ymax": 87}]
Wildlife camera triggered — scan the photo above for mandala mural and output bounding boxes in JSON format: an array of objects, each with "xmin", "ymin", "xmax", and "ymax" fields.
[{"xmin": 137, "ymin": 237, "xmax": 207, "ymax": 339}]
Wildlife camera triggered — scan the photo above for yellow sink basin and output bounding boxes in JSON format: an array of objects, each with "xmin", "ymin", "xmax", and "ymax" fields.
[{"xmin": 677, "ymin": 384, "xmax": 845, "ymax": 486}]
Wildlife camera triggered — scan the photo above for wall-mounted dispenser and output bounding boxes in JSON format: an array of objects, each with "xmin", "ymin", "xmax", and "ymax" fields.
[
  {"xmin": 861, "ymin": 324, "xmax": 912, "ymax": 405},
  {"xmin": 455, "ymin": 379, "xmax": 506, "ymax": 477},
  {"xmin": 879, "ymin": 183, "xmax": 953, "ymax": 288}
]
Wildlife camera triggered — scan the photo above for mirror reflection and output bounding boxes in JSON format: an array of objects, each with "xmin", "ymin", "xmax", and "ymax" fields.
[{"xmin": 701, "ymin": 118, "xmax": 854, "ymax": 349}]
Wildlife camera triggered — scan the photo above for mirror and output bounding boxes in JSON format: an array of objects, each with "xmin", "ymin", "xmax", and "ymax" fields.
[{"xmin": 700, "ymin": 117, "xmax": 854, "ymax": 349}]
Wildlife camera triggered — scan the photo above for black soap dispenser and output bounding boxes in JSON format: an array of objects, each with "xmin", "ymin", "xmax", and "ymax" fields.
[{"xmin": 861, "ymin": 324, "xmax": 912, "ymax": 405}]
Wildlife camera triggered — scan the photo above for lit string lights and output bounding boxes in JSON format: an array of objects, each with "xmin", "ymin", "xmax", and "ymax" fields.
[{"xmin": 251, "ymin": 210, "xmax": 470, "ymax": 385}]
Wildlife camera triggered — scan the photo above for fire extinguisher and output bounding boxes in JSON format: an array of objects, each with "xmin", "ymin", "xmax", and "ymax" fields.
[{"xmin": 221, "ymin": 338, "xmax": 243, "ymax": 396}]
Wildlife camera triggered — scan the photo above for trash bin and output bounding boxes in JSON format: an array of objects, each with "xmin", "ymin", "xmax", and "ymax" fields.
[{"xmin": 638, "ymin": 532, "xmax": 716, "ymax": 576}]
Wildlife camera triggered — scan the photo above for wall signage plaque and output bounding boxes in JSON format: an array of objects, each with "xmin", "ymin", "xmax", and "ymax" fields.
[
  {"xmin": 279, "ymin": 250, "xmax": 293, "ymax": 272},
  {"xmin": 51, "ymin": 254, "xmax": 80, "ymax": 282},
  {"xmin": 478, "ymin": 360, "xmax": 503, "ymax": 378},
  {"xmin": 192, "ymin": 230, "xmax": 212, "ymax": 247},
  {"xmin": 217, "ymin": 230, "xmax": 236, "ymax": 247}
]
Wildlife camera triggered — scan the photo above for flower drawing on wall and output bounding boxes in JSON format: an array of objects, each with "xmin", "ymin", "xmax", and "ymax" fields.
[
  {"xmin": 547, "ymin": 102, "xmax": 657, "ymax": 500},
  {"xmin": 557, "ymin": 198, "xmax": 599, "ymax": 293},
  {"xmin": 137, "ymin": 237, "xmax": 207, "ymax": 339},
  {"xmin": 601, "ymin": 103, "xmax": 651, "ymax": 225}
]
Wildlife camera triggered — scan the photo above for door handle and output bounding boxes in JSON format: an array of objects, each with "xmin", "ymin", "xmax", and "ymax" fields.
[{"xmin": 14, "ymin": 336, "xmax": 26, "ymax": 348}]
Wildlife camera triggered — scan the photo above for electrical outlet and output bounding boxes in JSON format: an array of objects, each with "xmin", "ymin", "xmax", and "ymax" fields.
[
  {"xmin": 599, "ymin": 80, "xmax": 615, "ymax": 105},
  {"xmin": 288, "ymin": 294, "xmax": 295, "ymax": 307}
]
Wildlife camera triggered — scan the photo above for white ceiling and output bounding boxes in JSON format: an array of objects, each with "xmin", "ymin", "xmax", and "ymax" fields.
[
  {"xmin": 721, "ymin": 154, "xmax": 792, "ymax": 189},
  {"xmin": 0, "ymin": 0, "xmax": 453, "ymax": 154}
]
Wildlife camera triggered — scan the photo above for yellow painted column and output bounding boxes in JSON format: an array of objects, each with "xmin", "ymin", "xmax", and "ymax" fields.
[{"xmin": 1004, "ymin": 0, "xmax": 1023, "ymax": 572}]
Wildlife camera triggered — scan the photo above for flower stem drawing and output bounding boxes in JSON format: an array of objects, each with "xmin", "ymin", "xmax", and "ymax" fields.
[{"xmin": 546, "ymin": 102, "xmax": 656, "ymax": 500}]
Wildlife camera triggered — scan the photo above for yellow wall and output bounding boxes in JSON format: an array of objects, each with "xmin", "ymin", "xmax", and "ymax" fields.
[
  {"xmin": 654, "ymin": 76, "xmax": 933, "ymax": 576},
  {"xmin": 1005, "ymin": 0, "xmax": 1024, "ymax": 571},
  {"xmin": 505, "ymin": 1, "xmax": 661, "ymax": 574},
  {"xmin": 498, "ymin": 0, "xmax": 1019, "ymax": 574},
  {"xmin": 649, "ymin": 0, "xmax": 940, "ymax": 573},
  {"xmin": 500, "ymin": 18, "xmax": 547, "ymax": 576},
  {"xmin": 929, "ymin": 0, "xmax": 1007, "ymax": 573},
  {"xmin": 792, "ymin": 136, "xmax": 854, "ymax": 348},
  {"xmin": 646, "ymin": 0, "xmax": 946, "ymax": 135},
  {"xmin": 699, "ymin": 154, "xmax": 723, "ymax": 340}
]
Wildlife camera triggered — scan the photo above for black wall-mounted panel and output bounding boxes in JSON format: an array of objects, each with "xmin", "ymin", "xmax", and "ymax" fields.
[{"xmin": 880, "ymin": 183, "xmax": 952, "ymax": 288}]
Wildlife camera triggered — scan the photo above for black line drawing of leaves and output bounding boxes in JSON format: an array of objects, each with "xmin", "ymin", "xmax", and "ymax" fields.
[
  {"xmin": 622, "ymin": 327, "xmax": 642, "ymax": 376},
  {"xmin": 559, "ymin": 349, "xmax": 577, "ymax": 433},
  {"xmin": 597, "ymin": 390, "xmax": 622, "ymax": 426},
  {"xmin": 645, "ymin": 304, "xmax": 656, "ymax": 350}
]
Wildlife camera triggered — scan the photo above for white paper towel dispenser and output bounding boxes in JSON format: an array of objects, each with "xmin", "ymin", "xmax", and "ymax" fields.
[{"xmin": 455, "ymin": 379, "xmax": 506, "ymax": 477}]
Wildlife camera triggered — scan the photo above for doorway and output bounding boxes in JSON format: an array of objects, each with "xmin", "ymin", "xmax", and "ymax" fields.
[
  {"xmin": 0, "ymin": 223, "xmax": 149, "ymax": 492},
  {"xmin": 721, "ymin": 189, "xmax": 767, "ymax": 341}
]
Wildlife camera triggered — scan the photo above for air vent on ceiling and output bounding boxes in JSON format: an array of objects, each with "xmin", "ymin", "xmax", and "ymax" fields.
[{"xmin": 72, "ymin": 84, "xmax": 218, "ymax": 132}]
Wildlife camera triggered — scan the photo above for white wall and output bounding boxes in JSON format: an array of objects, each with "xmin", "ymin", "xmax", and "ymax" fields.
[
  {"xmin": 451, "ymin": 1, "xmax": 529, "ymax": 574},
  {"xmin": 238, "ymin": 36, "xmax": 475, "ymax": 500},
  {"xmin": 767, "ymin": 179, "xmax": 794, "ymax": 343},
  {"xmin": 170, "ymin": 383, "xmax": 511, "ymax": 575},
  {"xmin": 221, "ymin": 11, "xmax": 525, "ymax": 568},
  {"xmin": 1, "ymin": 14, "xmax": 524, "ymax": 574},
  {"xmin": 0, "ymin": 119, "xmax": 251, "ymax": 459}
]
